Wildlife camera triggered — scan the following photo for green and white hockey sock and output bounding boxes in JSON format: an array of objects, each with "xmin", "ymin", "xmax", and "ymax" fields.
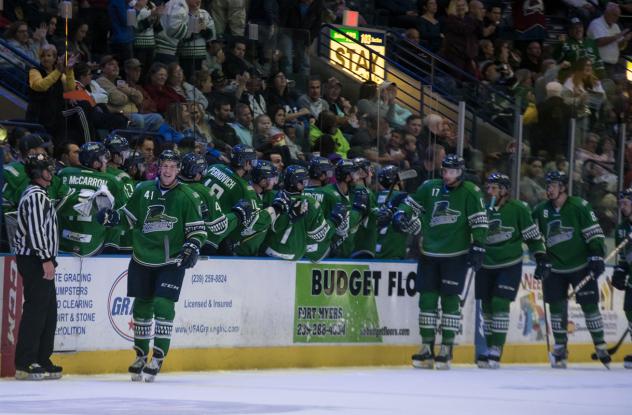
[
  {"xmin": 132, "ymin": 297, "xmax": 154, "ymax": 356},
  {"xmin": 549, "ymin": 301, "xmax": 567, "ymax": 345},
  {"xmin": 581, "ymin": 303, "xmax": 605, "ymax": 345},
  {"xmin": 491, "ymin": 297, "xmax": 511, "ymax": 349},
  {"xmin": 440, "ymin": 295, "xmax": 461, "ymax": 346},
  {"xmin": 481, "ymin": 301, "xmax": 493, "ymax": 347},
  {"xmin": 419, "ymin": 291, "xmax": 439, "ymax": 345},
  {"xmin": 153, "ymin": 297, "xmax": 175, "ymax": 357}
]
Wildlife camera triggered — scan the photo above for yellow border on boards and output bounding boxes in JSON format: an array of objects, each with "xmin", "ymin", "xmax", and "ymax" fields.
[{"xmin": 3, "ymin": 343, "xmax": 631, "ymax": 375}]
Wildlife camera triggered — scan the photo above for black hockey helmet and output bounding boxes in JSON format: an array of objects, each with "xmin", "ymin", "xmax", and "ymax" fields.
[
  {"xmin": 180, "ymin": 152, "xmax": 207, "ymax": 180},
  {"xmin": 158, "ymin": 149, "xmax": 181, "ymax": 167},
  {"xmin": 79, "ymin": 141, "xmax": 108, "ymax": 169},
  {"xmin": 251, "ymin": 159, "xmax": 278, "ymax": 184},
  {"xmin": 441, "ymin": 154, "xmax": 465, "ymax": 170},
  {"xmin": 619, "ymin": 187, "xmax": 632, "ymax": 201},
  {"xmin": 230, "ymin": 144, "xmax": 256, "ymax": 168},
  {"xmin": 545, "ymin": 170, "xmax": 568, "ymax": 185},
  {"xmin": 486, "ymin": 172, "xmax": 511, "ymax": 190},
  {"xmin": 103, "ymin": 134, "xmax": 130, "ymax": 156},
  {"xmin": 352, "ymin": 157, "xmax": 372, "ymax": 174},
  {"xmin": 24, "ymin": 152, "xmax": 55, "ymax": 180},
  {"xmin": 378, "ymin": 165, "xmax": 400, "ymax": 189},
  {"xmin": 284, "ymin": 164, "xmax": 309, "ymax": 194},
  {"xmin": 308, "ymin": 156, "xmax": 334, "ymax": 179},
  {"xmin": 123, "ymin": 150, "xmax": 146, "ymax": 180},
  {"xmin": 334, "ymin": 158, "xmax": 359, "ymax": 182}
]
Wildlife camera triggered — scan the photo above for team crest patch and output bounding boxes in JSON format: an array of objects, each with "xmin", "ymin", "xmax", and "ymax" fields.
[
  {"xmin": 142, "ymin": 205, "xmax": 179, "ymax": 233},
  {"xmin": 486, "ymin": 219, "xmax": 514, "ymax": 244},
  {"xmin": 430, "ymin": 200, "xmax": 460, "ymax": 226},
  {"xmin": 546, "ymin": 220, "xmax": 574, "ymax": 247}
]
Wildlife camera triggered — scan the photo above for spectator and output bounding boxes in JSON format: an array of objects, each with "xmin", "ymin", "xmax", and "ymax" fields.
[
  {"xmin": 418, "ymin": 143, "xmax": 446, "ymax": 183},
  {"xmin": 67, "ymin": 21, "xmax": 94, "ymax": 68},
  {"xmin": 144, "ymin": 62, "xmax": 186, "ymax": 114},
  {"xmin": 164, "ymin": 102, "xmax": 193, "ymax": 141},
  {"xmin": 278, "ymin": 0, "xmax": 323, "ymax": 76},
  {"xmin": 562, "ymin": 58, "xmax": 606, "ymax": 119},
  {"xmin": 482, "ymin": 3, "xmax": 502, "ymax": 42},
  {"xmin": 378, "ymin": 81, "xmax": 413, "ymax": 129},
  {"xmin": 297, "ymin": 76, "xmax": 329, "ymax": 119},
  {"xmin": 53, "ymin": 141, "xmax": 81, "ymax": 172},
  {"xmin": 131, "ymin": 0, "xmax": 163, "ymax": 79},
  {"xmin": 155, "ymin": 0, "xmax": 189, "ymax": 64},
  {"xmin": 189, "ymin": 101, "xmax": 213, "ymax": 141},
  {"xmin": 356, "ymin": 80, "xmax": 379, "ymax": 118},
  {"xmin": 25, "ymin": 45, "xmax": 75, "ymax": 142},
  {"xmin": 269, "ymin": 105, "xmax": 288, "ymax": 130},
  {"xmin": 191, "ymin": 69, "xmax": 214, "ymax": 105},
  {"xmin": 179, "ymin": 0, "xmax": 216, "ymax": 79},
  {"xmin": 350, "ymin": 114, "xmax": 391, "ymax": 162},
  {"xmin": 137, "ymin": 136, "xmax": 159, "ymax": 179},
  {"xmin": 78, "ymin": 1, "xmax": 110, "ymax": 56},
  {"xmin": 441, "ymin": 0, "xmax": 481, "ymax": 76},
  {"xmin": 124, "ymin": 58, "xmax": 158, "ymax": 113},
  {"xmin": 166, "ymin": 62, "xmax": 208, "ymax": 110},
  {"xmin": 203, "ymin": 40, "xmax": 226, "ymax": 74},
  {"xmin": 223, "ymin": 38, "xmax": 252, "ymax": 80},
  {"xmin": 323, "ymin": 76, "xmax": 356, "ymax": 131},
  {"xmin": 587, "ymin": 2, "xmax": 631, "ymax": 78},
  {"xmin": 310, "ymin": 111, "xmax": 350, "ymax": 158},
  {"xmin": 478, "ymin": 39, "xmax": 495, "ymax": 64},
  {"xmin": 207, "ymin": 69, "xmax": 239, "ymax": 110},
  {"xmin": 211, "ymin": 0, "xmax": 247, "ymax": 37},
  {"xmin": 494, "ymin": 40, "xmax": 518, "ymax": 84},
  {"xmin": 405, "ymin": 114, "xmax": 424, "ymax": 143},
  {"xmin": 404, "ymin": 27, "xmax": 421, "ymax": 45},
  {"xmin": 96, "ymin": 55, "xmax": 164, "ymax": 130},
  {"xmin": 253, "ymin": 114, "xmax": 274, "ymax": 149},
  {"xmin": 45, "ymin": 15, "xmax": 62, "ymax": 47},
  {"xmin": 108, "ymin": 0, "xmax": 134, "ymax": 63},
  {"xmin": 534, "ymin": 81, "xmax": 572, "ymax": 158},
  {"xmin": 555, "ymin": 17, "xmax": 605, "ymax": 79},
  {"xmin": 5, "ymin": 20, "xmax": 47, "ymax": 63},
  {"xmin": 230, "ymin": 103, "xmax": 255, "ymax": 146},
  {"xmin": 562, "ymin": 0, "xmax": 599, "ymax": 23},
  {"xmin": 266, "ymin": 70, "xmax": 310, "ymax": 146},
  {"xmin": 469, "ymin": 1, "xmax": 496, "ymax": 41},
  {"xmin": 520, "ymin": 156, "xmax": 547, "ymax": 207},
  {"xmin": 210, "ymin": 99, "xmax": 239, "ymax": 150},
  {"xmin": 520, "ymin": 41, "xmax": 543, "ymax": 75},
  {"xmin": 239, "ymin": 72, "xmax": 268, "ymax": 118},
  {"xmin": 417, "ymin": 0, "xmax": 442, "ymax": 53}
]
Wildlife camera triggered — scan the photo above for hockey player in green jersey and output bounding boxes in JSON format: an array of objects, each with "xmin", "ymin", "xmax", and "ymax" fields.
[
  {"xmin": 607, "ymin": 188, "xmax": 632, "ymax": 369},
  {"xmin": 178, "ymin": 153, "xmax": 248, "ymax": 254},
  {"xmin": 532, "ymin": 171, "xmax": 610, "ymax": 368},
  {"xmin": 410, "ymin": 154, "xmax": 488, "ymax": 370},
  {"xmin": 104, "ymin": 134, "xmax": 135, "ymax": 198},
  {"xmin": 98, "ymin": 150, "xmax": 207, "ymax": 382},
  {"xmin": 306, "ymin": 156, "xmax": 334, "ymax": 188},
  {"xmin": 476, "ymin": 173, "xmax": 547, "ymax": 369},
  {"xmin": 57, "ymin": 142, "xmax": 129, "ymax": 256},
  {"xmin": 250, "ymin": 160, "xmax": 279, "ymax": 208},
  {"xmin": 262, "ymin": 165, "xmax": 332, "ymax": 260},
  {"xmin": 350, "ymin": 157, "xmax": 379, "ymax": 259}
]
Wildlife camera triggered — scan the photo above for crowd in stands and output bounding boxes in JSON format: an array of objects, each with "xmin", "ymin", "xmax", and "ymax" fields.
[{"xmin": 1, "ymin": 0, "xmax": 632, "ymax": 254}]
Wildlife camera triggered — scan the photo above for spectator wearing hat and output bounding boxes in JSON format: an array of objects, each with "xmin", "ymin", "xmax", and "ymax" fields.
[
  {"xmin": 108, "ymin": 0, "xmax": 134, "ymax": 63},
  {"xmin": 178, "ymin": 0, "xmax": 216, "ymax": 80},
  {"xmin": 124, "ymin": 58, "xmax": 159, "ymax": 113},
  {"xmin": 96, "ymin": 55, "xmax": 164, "ymax": 130},
  {"xmin": 587, "ymin": 2, "xmax": 631, "ymax": 78},
  {"xmin": 297, "ymin": 76, "xmax": 329, "ymax": 119},
  {"xmin": 143, "ymin": 62, "xmax": 186, "ymax": 114},
  {"xmin": 323, "ymin": 76, "xmax": 356, "ymax": 132},
  {"xmin": 556, "ymin": 17, "xmax": 605, "ymax": 79},
  {"xmin": 155, "ymin": 0, "xmax": 190, "ymax": 64},
  {"xmin": 207, "ymin": 69, "xmax": 240, "ymax": 110}
]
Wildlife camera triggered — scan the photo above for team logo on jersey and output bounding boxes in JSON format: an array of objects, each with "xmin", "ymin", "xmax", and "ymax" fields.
[
  {"xmin": 546, "ymin": 220, "xmax": 574, "ymax": 247},
  {"xmin": 142, "ymin": 205, "xmax": 179, "ymax": 233},
  {"xmin": 486, "ymin": 219, "xmax": 514, "ymax": 244},
  {"xmin": 430, "ymin": 200, "xmax": 461, "ymax": 226}
]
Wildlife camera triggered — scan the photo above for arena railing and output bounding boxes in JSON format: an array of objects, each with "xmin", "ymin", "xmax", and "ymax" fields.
[{"xmin": 0, "ymin": 37, "xmax": 41, "ymax": 100}]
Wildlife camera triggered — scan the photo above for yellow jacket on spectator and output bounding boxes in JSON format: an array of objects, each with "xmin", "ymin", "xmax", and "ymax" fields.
[{"xmin": 309, "ymin": 124, "xmax": 350, "ymax": 158}]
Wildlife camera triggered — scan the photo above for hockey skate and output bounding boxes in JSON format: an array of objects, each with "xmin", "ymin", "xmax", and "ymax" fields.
[
  {"xmin": 594, "ymin": 343, "xmax": 611, "ymax": 369},
  {"xmin": 487, "ymin": 346, "xmax": 502, "ymax": 369},
  {"xmin": 434, "ymin": 345, "xmax": 453, "ymax": 370},
  {"xmin": 476, "ymin": 354, "xmax": 490, "ymax": 369},
  {"xmin": 129, "ymin": 347, "xmax": 147, "ymax": 382},
  {"xmin": 41, "ymin": 363, "xmax": 63, "ymax": 380},
  {"xmin": 15, "ymin": 363, "xmax": 45, "ymax": 381},
  {"xmin": 142, "ymin": 349, "xmax": 164, "ymax": 382},
  {"xmin": 550, "ymin": 344, "xmax": 568, "ymax": 369},
  {"xmin": 412, "ymin": 344, "xmax": 434, "ymax": 369},
  {"xmin": 624, "ymin": 354, "xmax": 632, "ymax": 369}
]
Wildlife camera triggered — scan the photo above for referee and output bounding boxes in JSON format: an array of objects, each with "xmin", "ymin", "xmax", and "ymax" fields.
[{"xmin": 13, "ymin": 153, "xmax": 62, "ymax": 380}]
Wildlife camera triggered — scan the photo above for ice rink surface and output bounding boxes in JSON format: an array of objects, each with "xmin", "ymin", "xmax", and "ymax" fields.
[{"xmin": 0, "ymin": 364, "xmax": 631, "ymax": 415}]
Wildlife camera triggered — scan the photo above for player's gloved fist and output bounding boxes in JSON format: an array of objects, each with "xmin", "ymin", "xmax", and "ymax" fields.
[
  {"xmin": 392, "ymin": 210, "xmax": 411, "ymax": 233},
  {"xmin": 351, "ymin": 187, "xmax": 369, "ymax": 215},
  {"xmin": 376, "ymin": 205, "xmax": 394, "ymax": 227},
  {"xmin": 232, "ymin": 199, "xmax": 255, "ymax": 225},
  {"xmin": 271, "ymin": 190, "xmax": 291, "ymax": 215},
  {"xmin": 177, "ymin": 240, "xmax": 200, "ymax": 269},
  {"xmin": 330, "ymin": 202, "xmax": 348, "ymax": 228},
  {"xmin": 289, "ymin": 199, "xmax": 308, "ymax": 223},
  {"xmin": 533, "ymin": 252, "xmax": 552, "ymax": 280},
  {"xmin": 96, "ymin": 208, "xmax": 120, "ymax": 227},
  {"xmin": 467, "ymin": 243, "xmax": 485, "ymax": 272},
  {"xmin": 611, "ymin": 262, "xmax": 629, "ymax": 290},
  {"xmin": 587, "ymin": 256, "xmax": 605, "ymax": 278}
]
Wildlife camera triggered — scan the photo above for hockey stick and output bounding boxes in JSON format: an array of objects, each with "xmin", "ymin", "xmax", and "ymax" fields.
[
  {"xmin": 541, "ymin": 279, "xmax": 552, "ymax": 360},
  {"xmin": 590, "ymin": 329, "xmax": 630, "ymax": 360},
  {"xmin": 384, "ymin": 169, "xmax": 419, "ymax": 203},
  {"xmin": 568, "ymin": 235, "xmax": 631, "ymax": 300},
  {"xmin": 459, "ymin": 267, "xmax": 475, "ymax": 307}
]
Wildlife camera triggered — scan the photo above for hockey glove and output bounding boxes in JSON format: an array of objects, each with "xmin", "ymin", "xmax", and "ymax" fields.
[
  {"xmin": 467, "ymin": 243, "xmax": 486, "ymax": 272},
  {"xmin": 96, "ymin": 208, "xmax": 120, "ymax": 227},
  {"xmin": 330, "ymin": 202, "xmax": 349, "ymax": 228},
  {"xmin": 376, "ymin": 205, "xmax": 394, "ymax": 228},
  {"xmin": 232, "ymin": 199, "xmax": 255, "ymax": 226},
  {"xmin": 177, "ymin": 240, "xmax": 200, "ymax": 269},
  {"xmin": 289, "ymin": 199, "xmax": 309, "ymax": 223},
  {"xmin": 351, "ymin": 187, "xmax": 369, "ymax": 215},
  {"xmin": 587, "ymin": 256, "xmax": 605, "ymax": 279},
  {"xmin": 392, "ymin": 210, "xmax": 411, "ymax": 233},
  {"xmin": 533, "ymin": 252, "xmax": 552, "ymax": 281},
  {"xmin": 271, "ymin": 190, "xmax": 291, "ymax": 215},
  {"xmin": 611, "ymin": 262, "xmax": 629, "ymax": 290}
]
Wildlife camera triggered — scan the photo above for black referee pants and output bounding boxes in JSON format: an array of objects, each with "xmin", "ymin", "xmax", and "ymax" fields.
[{"xmin": 15, "ymin": 255, "xmax": 57, "ymax": 369}]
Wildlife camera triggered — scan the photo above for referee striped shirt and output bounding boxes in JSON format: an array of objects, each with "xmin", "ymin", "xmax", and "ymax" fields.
[{"xmin": 13, "ymin": 184, "xmax": 59, "ymax": 260}]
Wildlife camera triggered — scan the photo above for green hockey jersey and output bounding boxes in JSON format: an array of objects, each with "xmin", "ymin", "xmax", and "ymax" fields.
[
  {"xmin": 262, "ymin": 194, "xmax": 331, "ymax": 260},
  {"xmin": 106, "ymin": 166, "xmax": 135, "ymax": 198},
  {"xmin": 3, "ymin": 161, "xmax": 73, "ymax": 212},
  {"xmin": 615, "ymin": 220, "xmax": 632, "ymax": 266},
  {"xmin": 483, "ymin": 199, "xmax": 545, "ymax": 268},
  {"xmin": 186, "ymin": 181, "xmax": 239, "ymax": 249},
  {"xmin": 375, "ymin": 190, "xmax": 410, "ymax": 260},
  {"xmin": 57, "ymin": 166, "xmax": 129, "ymax": 256},
  {"xmin": 409, "ymin": 179, "xmax": 488, "ymax": 257},
  {"xmin": 121, "ymin": 180, "xmax": 207, "ymax": 266},
  {"xmin": 351, "ymin": 185, "xmax": 378, "ymax": 258},
  {"xmin": 532, "ymin": 196, "xmax": 605, "ymax": 273}
]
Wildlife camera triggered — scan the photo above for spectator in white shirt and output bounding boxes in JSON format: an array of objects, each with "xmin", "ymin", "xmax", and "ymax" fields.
[
  {"xmin": 297, "ymin": 76, "xmax": 329, "ymax": 119},
  {"xmin": 586, "ymin": 2, "xmax": 631, "ymax": 76}
]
